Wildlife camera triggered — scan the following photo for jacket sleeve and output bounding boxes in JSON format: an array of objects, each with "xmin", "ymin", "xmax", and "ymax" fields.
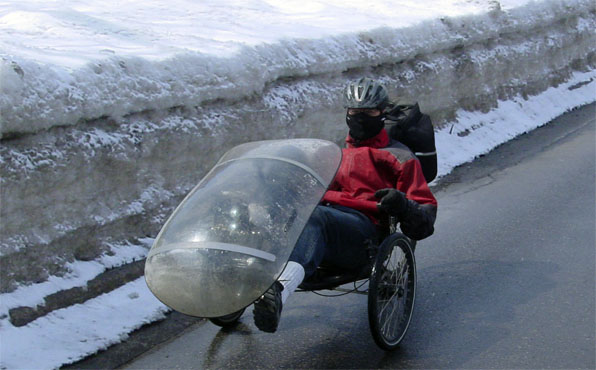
[{"xmin": 395, "ymin": 158, "xmax": 438, "ymax": 240}]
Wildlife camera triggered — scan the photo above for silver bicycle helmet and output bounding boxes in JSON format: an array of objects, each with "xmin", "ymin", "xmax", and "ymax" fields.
[{"xmin": 343, "ymin": 78, "xmax": 389, "ymax": 109}]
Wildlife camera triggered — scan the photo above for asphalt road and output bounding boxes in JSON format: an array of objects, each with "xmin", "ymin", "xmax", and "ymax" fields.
[{"xmin": 122, "ymin": 104, "xmax": 595, "ymax": 369}]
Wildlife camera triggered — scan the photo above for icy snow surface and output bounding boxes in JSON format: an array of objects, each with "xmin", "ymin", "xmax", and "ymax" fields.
[
  {"xmin": 0, "ymin": 0, "xmax": 583, "ymax": 137},
  {"xmin": 0, "ymin": 0, "xmax": 595, "ymax": 369}
]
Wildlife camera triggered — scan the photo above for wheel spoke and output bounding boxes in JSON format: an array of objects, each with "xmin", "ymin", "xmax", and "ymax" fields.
[
  {"xmin": 377, "ymin": 246, "xmax": 412, "ymax": 341},
  {"xmin": 381, "ymin": 294, "xmax": 402, "ymax": 336},
  {"xmin": 377, "ymin": 288, "xmax": 400, "ymax": 318}
]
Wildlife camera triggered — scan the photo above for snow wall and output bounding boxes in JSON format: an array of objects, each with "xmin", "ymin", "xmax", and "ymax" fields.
[{"xmin": 1, "ymin": 0, "xmax": 595, "ymax": 328}]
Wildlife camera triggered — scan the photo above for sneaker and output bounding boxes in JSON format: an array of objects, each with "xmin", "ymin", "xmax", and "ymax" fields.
[{"xmin": 253, "ymin": 281, "xmax": 283, "ymax": 333}]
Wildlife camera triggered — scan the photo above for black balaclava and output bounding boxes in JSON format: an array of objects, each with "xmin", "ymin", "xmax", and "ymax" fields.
[{"xmin": 346, "ymin": 112, "xmax": 385, "ymax": 141}]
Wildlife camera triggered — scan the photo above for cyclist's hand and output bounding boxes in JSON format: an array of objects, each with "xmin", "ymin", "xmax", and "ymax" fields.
[{"xmin": 375, "ymin": 188, "xmax": 408, "ymax": 217}]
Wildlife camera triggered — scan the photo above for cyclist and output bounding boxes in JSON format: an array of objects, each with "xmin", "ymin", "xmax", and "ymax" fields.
[{"xmin": 254, "ymin": 78, "xmax": 438, "ymax": 333}]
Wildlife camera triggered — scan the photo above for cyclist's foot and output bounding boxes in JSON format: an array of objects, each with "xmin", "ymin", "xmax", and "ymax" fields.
[{"xmin": 253, "ymin": 281, "xmax": 283, "ymax": 333}]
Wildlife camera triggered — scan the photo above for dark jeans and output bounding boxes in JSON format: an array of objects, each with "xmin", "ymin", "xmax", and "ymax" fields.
[{"xmin": 289, "ymin": 205, "xmax": 377, "ymax": 278}]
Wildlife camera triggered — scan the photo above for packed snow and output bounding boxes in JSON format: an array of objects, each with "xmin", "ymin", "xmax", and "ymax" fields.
[
  {"xmin": 0, "ymin": 0, "xmax": 594, "ymax": 369},
  {"xmin": 1, "ymin": 0, "xmax": 591, "ymax": 137}
]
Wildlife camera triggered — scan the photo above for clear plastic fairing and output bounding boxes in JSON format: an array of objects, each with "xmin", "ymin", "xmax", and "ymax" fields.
[{"xmin": 145, "ymin": 139, "xmax": 341, "ymax": 317}]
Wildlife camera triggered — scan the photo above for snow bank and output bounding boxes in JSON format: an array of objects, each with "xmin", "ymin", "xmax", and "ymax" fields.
[
  {"xmin": 435, "ymin": 70, "xmax": 596, "ymax": 177},
  {"xmin": 0, "ymin": 277, "xmax": 169, "ymax": 370},
  {"xmin": 0, "ymin": 0, "xmax": 595, "ymax": 368},
  {"xmin": 1, "ymin": 0, "xmax": 593, "ymax": 137}
]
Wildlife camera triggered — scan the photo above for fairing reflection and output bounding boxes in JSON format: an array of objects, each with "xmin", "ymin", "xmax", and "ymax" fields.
[{"xmin": 145, "ymin": 139, "xmax": 341, "ymax": 317}]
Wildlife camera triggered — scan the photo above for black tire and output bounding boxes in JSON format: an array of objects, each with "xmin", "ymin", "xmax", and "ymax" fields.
[
  {"xmin": 368, "ymin": 233, "xmax": 416, "ymax": 350},
  {"xmin": 209, "ymin": 308, "xmax": 245, "ymax": 328}
]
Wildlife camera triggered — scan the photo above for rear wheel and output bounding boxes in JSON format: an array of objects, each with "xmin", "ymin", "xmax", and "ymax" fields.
[
  {"xmin": 368, "ymin": 233, "xmax": 416, "ymax": 350},
  {"xmin": 208, "ymin": 308, "xmax": 245, "ymax": 328}
]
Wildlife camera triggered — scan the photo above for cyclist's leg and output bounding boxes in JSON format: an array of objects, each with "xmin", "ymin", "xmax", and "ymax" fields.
[
  {"xmin": 288, "ymin": 204, "xmax": 376, "ymax": 277},
  {"xmin": 319, "ymin": 205, "xmax": 377, "ymax": 270},
  {"xmin": 255, "ymin": 205, "xmax": 375, "ymax": 332},
  {"xmin": 287, "ymin": 205, "xmax": 327, "ymax": 278}
]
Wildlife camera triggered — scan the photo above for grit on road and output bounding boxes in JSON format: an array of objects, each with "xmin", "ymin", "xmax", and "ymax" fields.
[{"xmin": 119, "ymin": 104, "xmax": 595, "ymax": 369}]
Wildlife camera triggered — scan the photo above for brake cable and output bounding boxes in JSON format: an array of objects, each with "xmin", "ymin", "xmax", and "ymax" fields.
[{"xmin": 309, "ymin": 279, "xmax": 370, "ymax": 297}]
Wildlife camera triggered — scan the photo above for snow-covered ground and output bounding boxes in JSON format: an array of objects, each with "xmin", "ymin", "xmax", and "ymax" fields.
[{"xmin": 0, "ymin": 0, "xmax": 594, "ymax": 369}]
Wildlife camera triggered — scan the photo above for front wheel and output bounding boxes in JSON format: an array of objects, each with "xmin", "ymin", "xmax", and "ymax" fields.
[
  {"xmin": 208, "ymin": 308, "xmax": 245, "ymax": 328},
  {"xmin": 368, "ymin": 233, "xmax": 416, "ymax": 350}
]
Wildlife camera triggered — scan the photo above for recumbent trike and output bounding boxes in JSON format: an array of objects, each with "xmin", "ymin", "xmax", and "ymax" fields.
[{"xmin": 144, "ymin": 139, "xmax": 417, "ymax": 351}]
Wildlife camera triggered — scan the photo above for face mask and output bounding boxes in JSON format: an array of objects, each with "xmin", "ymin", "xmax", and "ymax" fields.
[{"xmin": 346, "ymin": 113, "xmax": 385, "ymax": 141}]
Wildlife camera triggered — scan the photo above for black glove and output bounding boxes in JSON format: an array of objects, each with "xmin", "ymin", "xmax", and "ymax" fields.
[{"xmin": 375, "ymin": 188, "xmax": 409, "ymax": 217}]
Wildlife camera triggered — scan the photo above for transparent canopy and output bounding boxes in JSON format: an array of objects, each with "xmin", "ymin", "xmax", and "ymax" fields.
[{"xmin": 145, "ymin": 139, "xmax": 342, "ymax": 317}]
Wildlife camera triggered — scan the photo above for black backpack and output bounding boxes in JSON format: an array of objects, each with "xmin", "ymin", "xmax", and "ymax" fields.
[{"xmin": 385, "ymin": 103, "xmax": 438, "ymax": 183}]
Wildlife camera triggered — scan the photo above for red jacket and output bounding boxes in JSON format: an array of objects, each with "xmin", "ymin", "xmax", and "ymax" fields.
[{"xmin": 322, "ymin": 129, "xmax": 437, "ymax": 238}]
